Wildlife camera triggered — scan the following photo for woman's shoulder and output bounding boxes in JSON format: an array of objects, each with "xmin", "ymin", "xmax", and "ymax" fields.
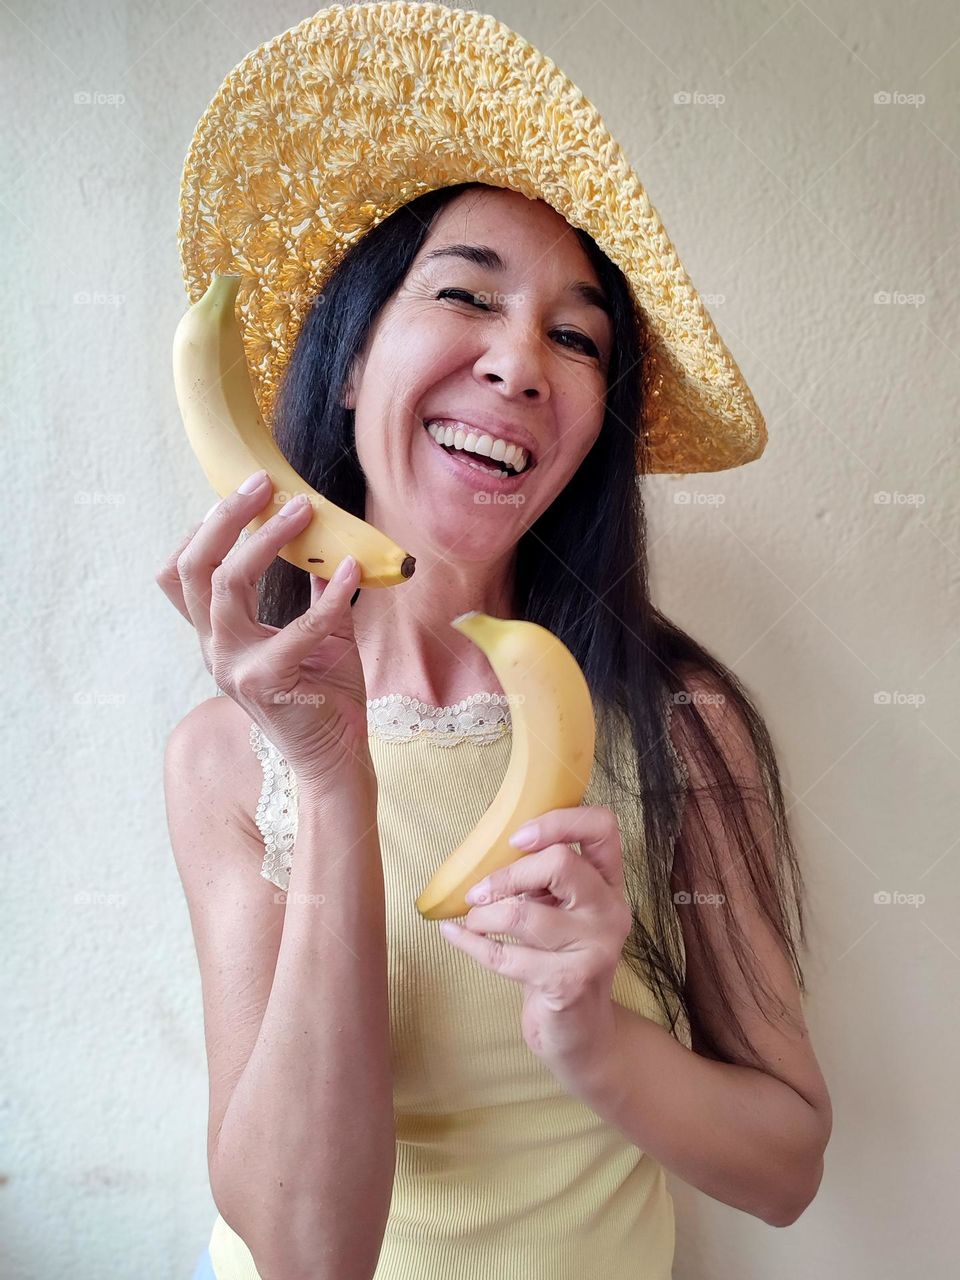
[{"xmin": 165, "ymin": 694, "xmax": 266, "ymax": 844}]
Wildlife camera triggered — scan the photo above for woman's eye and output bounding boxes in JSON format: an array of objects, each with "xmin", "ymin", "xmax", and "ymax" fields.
[
  {"xmin": 437, "ymin": 289, "xmax": 601, "ymax": 359},
  {"xmin": 554, "ymin": 330, "xmax": 600, "ymax": 357},
  {"xmin": 437, "ymin": 288, "xmax": 488, "ymax": 309}
]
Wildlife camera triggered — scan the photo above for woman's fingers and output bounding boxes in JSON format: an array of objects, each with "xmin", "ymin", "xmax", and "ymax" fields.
[
  {"xmin": 158, "ymin": 473, "xmax": 359, "ymax": 693},
  {"xmin": 154, "ymin": 519, "xmax": 205, "ymax": 623},
  {"xmin": 205, "ymin": 489, "xmax": 326, "ymax": 673},
  {"xmin": 265, "ymin": 554, "xmax": 360, "ymax": 677},
  {"xmin": 312, "ymin": 558, "xmax": 363, "ymax": 616},
  {"xmin": 175, "ymin": 472, "xmax": 278, "ymax": 646}
]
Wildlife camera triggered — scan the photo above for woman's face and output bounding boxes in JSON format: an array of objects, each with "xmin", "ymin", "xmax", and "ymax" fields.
[{"xmin": 344, "ymin": 187, "xmax": 614, "ymax": 561}]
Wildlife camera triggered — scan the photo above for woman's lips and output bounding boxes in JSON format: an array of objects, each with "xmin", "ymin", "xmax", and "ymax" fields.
[{"xmin": 421, "ymin": 420, "xmax": 534, "ymax": 493}]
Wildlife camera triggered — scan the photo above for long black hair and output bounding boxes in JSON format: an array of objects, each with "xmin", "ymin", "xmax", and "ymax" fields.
[{"xmin": 257, "ymin": 182, "xmax": 807, "ymax": 1069}]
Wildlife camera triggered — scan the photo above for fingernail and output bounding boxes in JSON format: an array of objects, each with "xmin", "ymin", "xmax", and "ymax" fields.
[
  {"xmin": 239, "ymin": 469, "xmax": 268, "ymax": 493},
  {"xmin": 279, "ymin": 494, "xmax": 309, "ymax": 518},
  {"xmin": 333, "ymin": 555, "xmax": 356, "ymax": 583},
  {"xmin": 465, "ymin": 879, "xmax": 489, "ymax": 904},
  {"xmin": 508, "ymin": 822, "xmax": 538, "ymax": 847},
  {"xmin": 202, "ymin": 501, "xmax": 220, "ymax": 523}
]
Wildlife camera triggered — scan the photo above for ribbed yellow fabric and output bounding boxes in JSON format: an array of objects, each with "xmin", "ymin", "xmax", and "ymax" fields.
[{"xmin": 208, "ymin": 717, "xmax": 689, "ymax": 1279}]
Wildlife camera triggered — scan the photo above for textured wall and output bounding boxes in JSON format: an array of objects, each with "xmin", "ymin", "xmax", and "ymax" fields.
[{"xmin": 4, "ymin": 1, "xmax": 957, "ymax": 1277}]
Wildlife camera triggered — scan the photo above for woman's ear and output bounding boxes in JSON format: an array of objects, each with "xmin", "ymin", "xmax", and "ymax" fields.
[{"xmin": 339, "ymin": 360, "xmax": 360, "ymax": 410}]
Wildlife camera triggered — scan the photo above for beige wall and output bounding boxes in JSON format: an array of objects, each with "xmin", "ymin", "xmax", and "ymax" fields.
[{"xmin": 5, "ymin": 1, "xmax": 955, "ymax": 1276}]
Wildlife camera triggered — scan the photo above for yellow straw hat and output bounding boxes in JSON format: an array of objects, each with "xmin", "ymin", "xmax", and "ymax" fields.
[{"xmin": 177, "ymin": 0, "xmax": 766, "ymax": 475}]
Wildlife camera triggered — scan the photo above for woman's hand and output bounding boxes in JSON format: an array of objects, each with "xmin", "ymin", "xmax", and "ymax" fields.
[
  {"xmin": 439, "ymin": 805, "xmax": 632, "ymax": 1078},
  {"xmin": 155, "ymin": 470, "xmax": 371, "ymax": 785}
]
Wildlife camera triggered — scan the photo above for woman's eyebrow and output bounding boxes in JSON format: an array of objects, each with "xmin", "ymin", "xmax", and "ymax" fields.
[{"xmin": 420, "ymin": 242, "xmax": 611, "ymax": 318}]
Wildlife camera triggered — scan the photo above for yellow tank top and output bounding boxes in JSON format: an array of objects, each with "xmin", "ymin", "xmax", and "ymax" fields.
[{"xmin": 208, "ymin": 691, "xmax": 691, "ymax": 1279}]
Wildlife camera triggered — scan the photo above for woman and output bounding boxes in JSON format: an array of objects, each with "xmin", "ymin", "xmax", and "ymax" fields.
[{"xmin": 161, "ymin": 8, "xmax": 832, "ymax": 1280}]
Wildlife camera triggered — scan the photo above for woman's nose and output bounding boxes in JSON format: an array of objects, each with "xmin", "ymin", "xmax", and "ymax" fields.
[{"xmin": 475, "ymin": 325, "xmax": 550, "ymax": 400}]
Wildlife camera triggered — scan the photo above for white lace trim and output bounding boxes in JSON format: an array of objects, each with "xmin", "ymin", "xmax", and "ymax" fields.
[
  {"xmin": 250, "ymin": 722, "xmax": 299, "ymax": 891},
  {"xmin": 366, "ymin": 691, "xmax": 512, "ymax": 745}
]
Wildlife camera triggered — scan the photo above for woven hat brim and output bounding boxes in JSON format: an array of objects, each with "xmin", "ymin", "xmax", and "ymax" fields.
[{"xmin": 178, "ymin": 0, "xmax": 766, "ymax": 475}]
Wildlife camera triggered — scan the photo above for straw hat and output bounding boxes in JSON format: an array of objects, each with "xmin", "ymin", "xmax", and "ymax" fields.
[{"xmin": 177, "ymin": 1, "xmax": 766, "ymax": 475}]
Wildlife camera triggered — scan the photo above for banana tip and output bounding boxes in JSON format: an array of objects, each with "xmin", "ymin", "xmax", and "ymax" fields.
[{"xmin": 451, "ymin": 610, "xmax": 479, "ymax": 629}]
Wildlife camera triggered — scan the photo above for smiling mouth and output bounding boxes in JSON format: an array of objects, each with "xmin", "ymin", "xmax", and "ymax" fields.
[{"xmin": 421, "ymin": 420, "xmax": 536, "ymax": 477}]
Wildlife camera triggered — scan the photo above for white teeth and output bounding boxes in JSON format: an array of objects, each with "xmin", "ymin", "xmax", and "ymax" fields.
[{"xmin": 423, "ymin": 420, "xmax": 529, "ymax": 474}]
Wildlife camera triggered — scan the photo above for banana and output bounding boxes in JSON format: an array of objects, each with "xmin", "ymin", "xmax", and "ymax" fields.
[
  {"xmin": 415, "ymin": 612, "xmax": 596, "ymax": 920},
  {"xmin": 173, "ymin": 273, "xmax": 416, "ymax": 588}
]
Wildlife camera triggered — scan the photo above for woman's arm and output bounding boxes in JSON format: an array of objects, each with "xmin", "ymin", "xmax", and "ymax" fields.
[
  {"xmin": 555, "ymin": 671, "xmax": 832, "ymax": 1227},
  {"xmin": 166, "ymin": 704, "xmax": 394, "ymax": 1280},
  {"xmin": 561, "ymin": 1002, "xmax": 830, "ymax": 1226},
  {"xmin": 217, "ymin": 765, "xmax": 394, "ymax": 1278}
]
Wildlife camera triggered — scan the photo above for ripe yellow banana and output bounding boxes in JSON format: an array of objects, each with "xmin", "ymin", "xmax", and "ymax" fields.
[
  {"xmin": 173, "ymin": 273, "xmax": 416, "ymax": 588},
  {"xmin": 415, "ymin": 612, "xmax": 596, "ymax": 920}
]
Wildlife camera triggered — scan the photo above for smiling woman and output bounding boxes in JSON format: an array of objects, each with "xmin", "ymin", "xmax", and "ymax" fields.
[
  {"xmin": 260, "ymin": 178, "xmax": 812, "ymax": 1081},
  {"xmin": 167, "ymin": 4, "xmax": 831, "ymax": 1278}
]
